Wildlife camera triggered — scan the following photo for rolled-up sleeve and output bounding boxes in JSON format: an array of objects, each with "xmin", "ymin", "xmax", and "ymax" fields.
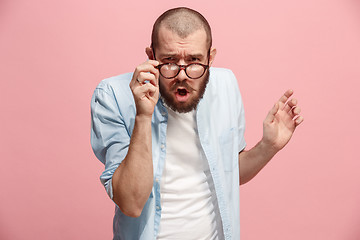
[{"xmin": 90, "ymin": 82, "xmax": 130, "ymax": 200}]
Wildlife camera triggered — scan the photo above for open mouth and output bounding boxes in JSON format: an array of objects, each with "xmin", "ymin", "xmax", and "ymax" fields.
[
  {"xmin": 177, "ymin": 88, "xmax": 188, "ymax": 96},
  {"xmin": 175, "ymin": 88, "xmax": 190, "ymax": 102}
]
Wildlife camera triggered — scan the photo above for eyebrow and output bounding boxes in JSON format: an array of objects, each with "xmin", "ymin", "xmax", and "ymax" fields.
[
  {"xmin": 159, "ymin": 53, "xmax": 178, "ymax": 58},
  {"xmin": 188, "ymin": 53, "xmax": 205, "ymax": 58},
  {"xmin": 159, "ymin": 53, "xmax": 205, "ymax": 59}
]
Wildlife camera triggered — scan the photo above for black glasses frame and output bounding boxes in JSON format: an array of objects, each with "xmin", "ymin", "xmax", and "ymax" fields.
[{"xmin": 155, "ymin": 63, "xmax": 209, "ymax": 79}]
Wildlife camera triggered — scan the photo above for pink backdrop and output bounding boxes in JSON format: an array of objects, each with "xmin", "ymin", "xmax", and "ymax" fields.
[{"xmin": 1, "ymin": 0, "xmax": 359, "ymax": 239}]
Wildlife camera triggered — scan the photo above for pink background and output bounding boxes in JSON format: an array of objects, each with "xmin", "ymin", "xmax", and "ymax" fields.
[{"xmin": 1, "ymin": 0, "xmax": 359, "ymax": 239}]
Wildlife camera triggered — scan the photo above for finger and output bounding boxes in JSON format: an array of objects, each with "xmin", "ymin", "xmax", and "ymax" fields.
[
  {"xmin": 283, "ymin": 98, "xmax": 298, "ymax": 112},
  {"xmin": 294, "ymin": 115, "xmax": 304, "ymax": 126},
  {"xmin": 138, "ymin": 71, "xmax": 158, "ymax": 86},
  {"xmin": 133, "ymin": 60, "xmax": 160, "ymax": 85},
  {"xmin": 264, "ymin": 102, "xmax": 279, "ymax": 124},
  {"xmin": 143, "ymin": 84, "xmax": 159, "ymax": 101},
  {"xmin": 278, "ymin": 89, "xmax": 294, "ymax": 108},
  {"xmin": 147, "ymin": 59, "xmax": 160, "ymax": 67},
  {"xmin": 292, "ymin": 106, "xmax": 301, "ymax": 116},
  {"xmin": 133, "ymin": 82, "xmax": 158, "ymax": 99},
  {"xmin": 134, "ymin": 60, "xmax": 159, "ymax": 74},
  {"xmin": 286, "ymin": 105, "xmax": 301, "ymax": 119},
  {"xmin": 145, "ymin": 60, "xmax": 160, "ymax": 85}
]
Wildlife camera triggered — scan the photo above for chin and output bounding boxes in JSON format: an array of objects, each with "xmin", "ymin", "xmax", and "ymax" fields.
[
  {"xmin": 160, "ymin": 95, "xmax": 199, "ymax": 113},
  {"xmin": 172, "ymin": 100, "xmax": 199, "ymax": 113}
]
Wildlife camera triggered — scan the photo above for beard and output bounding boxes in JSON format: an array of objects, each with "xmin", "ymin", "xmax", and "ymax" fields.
[{"xmin": 159, "ymin": 71, "xmax": 210, "ymax": 113}]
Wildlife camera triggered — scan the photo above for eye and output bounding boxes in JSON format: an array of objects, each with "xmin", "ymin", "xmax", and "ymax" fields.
[
  {"xmin": 163, "ymin": 57, "xmax": 176, "ymax": 62},
  {"xmin": 189, "ymin": 57, "xmax": 200, "ymax": 62}
]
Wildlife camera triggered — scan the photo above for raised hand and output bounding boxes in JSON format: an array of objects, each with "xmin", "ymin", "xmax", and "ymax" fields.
[
  {"xmin": 262, "ymin": 89, "xmax": 304, "ymax": 152},
  {"xmin": 129, "ymin": 60, "xmax": 160, "ymax": 118}
]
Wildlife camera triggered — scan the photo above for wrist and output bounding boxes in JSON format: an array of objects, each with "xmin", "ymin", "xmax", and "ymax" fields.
[
  {"xmin": 135, "ymin": 114, "xmax": 153, "ymax": 123},
  {"xmin": 258, "ymin": 139, "xmax": 279, "ymax": 157}
]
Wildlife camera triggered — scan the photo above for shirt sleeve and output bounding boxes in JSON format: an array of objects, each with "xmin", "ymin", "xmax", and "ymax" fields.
[
  {"xmin": 90, "ymin": 82, "xmax": 130, "ymax": 200},
  {"xmin": 237, "ymin": 100, "xmax": 246, "ymax": 153},
  {"xmin": 227, "ymin": 69, "xmax": 246, "ymax": 153}
]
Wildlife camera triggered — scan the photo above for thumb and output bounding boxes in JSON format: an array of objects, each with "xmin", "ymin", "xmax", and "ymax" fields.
[{"xmin": 264, "ymin": 102, "xmax": 279, "ymax": 124}]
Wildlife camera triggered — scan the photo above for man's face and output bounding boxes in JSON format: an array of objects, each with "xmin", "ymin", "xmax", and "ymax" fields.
[{"xmin": 148, "ymin": 27, "xmax": 216, "ymax": 113}]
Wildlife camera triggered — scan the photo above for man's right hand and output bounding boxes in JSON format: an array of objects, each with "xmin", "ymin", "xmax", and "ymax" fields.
[
  {"xmin": 112, "ymin": 60, "xmax": 159, "ymax": 217},
  {"xmin": 129, "ymin": 60, "xmax": 160, "ymax": 118}
]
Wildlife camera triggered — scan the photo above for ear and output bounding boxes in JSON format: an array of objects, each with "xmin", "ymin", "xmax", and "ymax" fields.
[
  {"xmin": 146, "ymin": 47, "xmax": 154, "ymax": 60},
  {"xmin": 208, "ymin": 47, "xmax": 217, "ymax": 66}
]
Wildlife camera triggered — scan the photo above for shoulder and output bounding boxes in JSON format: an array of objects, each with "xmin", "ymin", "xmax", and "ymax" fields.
[
  {"xmin": 209, "ymin": 67, "xmax": 236, "ymax": 78},
  {"xmin": 91, "ymin": 72, "xmax": 135, "ymax": 114},
  {"xmin": 207, "ymin": 67, "xmax": 239, "ymax": 96},
  {"xmin": 208, "ymin": 67, "xmax": 239, "ymax": 91},
  {"xmin": 95, "ymin": 72, "xmax": 133, "ymax": 95},
  {"xmin": 92, "ymin": 72, "xmax": 134, "ymax": 104}
]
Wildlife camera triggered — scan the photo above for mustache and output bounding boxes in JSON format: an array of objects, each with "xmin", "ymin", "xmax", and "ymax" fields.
[{"xmin": 169, "ymin": 81, "xmax": 196, "ymax": 92}]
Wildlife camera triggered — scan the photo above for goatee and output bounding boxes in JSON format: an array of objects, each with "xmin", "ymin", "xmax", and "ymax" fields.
[{"xmin": 159, "ymin": 71, "xmax": 210, "ymax": 113}]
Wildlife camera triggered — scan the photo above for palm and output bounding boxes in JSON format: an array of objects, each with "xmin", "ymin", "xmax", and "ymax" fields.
[{"xmin": 262, "ymin": 90, "xmax": 303, "ymax": 151}]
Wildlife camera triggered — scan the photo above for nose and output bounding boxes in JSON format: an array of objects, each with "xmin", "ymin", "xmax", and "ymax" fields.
[{"xmin": 176, "ymin": 65, "xmax": 187, "ymax": 81}]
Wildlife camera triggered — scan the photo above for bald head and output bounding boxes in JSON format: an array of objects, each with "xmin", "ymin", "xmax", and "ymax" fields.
[{"xmin": 151, "ymin": 7, "xmax": 212, "ymax": 51}]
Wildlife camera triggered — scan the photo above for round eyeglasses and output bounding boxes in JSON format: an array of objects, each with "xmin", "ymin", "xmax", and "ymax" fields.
[{"xmin": 155, "ymin": 63, "xmax": 209, "ymax": 79}]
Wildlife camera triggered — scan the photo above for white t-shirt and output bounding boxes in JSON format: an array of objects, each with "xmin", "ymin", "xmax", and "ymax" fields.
[{"xmin": 157, "ymin": 107, "xmax": 224, "ymax": 240}]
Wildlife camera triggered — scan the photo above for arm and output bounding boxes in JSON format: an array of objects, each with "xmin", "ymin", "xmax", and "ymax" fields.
[
  {"xmin": 111, "ymin": 60, "xmax": 160, "ymax": 217},
  {"xmin": 239, "ymin": 89, "xmax": 304, "ymax": 185}
]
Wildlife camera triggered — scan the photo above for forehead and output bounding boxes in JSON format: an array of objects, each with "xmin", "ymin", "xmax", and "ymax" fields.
[{"xmin": 156, "ymin": 27, "xmax": 208, "ymax": 56}]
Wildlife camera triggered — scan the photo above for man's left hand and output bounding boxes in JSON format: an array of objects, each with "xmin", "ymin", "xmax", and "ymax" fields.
[{"xmin": 261, "ymin": 89, "xmax": 304, "ymax": 153}]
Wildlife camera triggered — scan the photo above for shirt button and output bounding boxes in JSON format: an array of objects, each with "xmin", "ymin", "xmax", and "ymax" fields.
[
  {"xmin": 156, "ymin": 206, "xmax": 160, "ymax": 210},
  {"xmin": 155, "ymin": 178, "xmax": 159, "ymax": 183},
  {"xmin": 161, "ymin": 144, "xmax": 165, "ymax": 149},
  {"xmin": 161, "ymin": 111, "xmax": 166, "ymax": 116}
]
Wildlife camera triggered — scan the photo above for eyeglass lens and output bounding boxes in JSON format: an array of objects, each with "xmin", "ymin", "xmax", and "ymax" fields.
[{"xmin": 160, "ymin": 64, "xmax": 206, "ymax": 79}]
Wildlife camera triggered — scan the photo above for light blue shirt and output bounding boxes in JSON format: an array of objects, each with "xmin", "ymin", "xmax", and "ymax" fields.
[{"xmin": 91, "ymin": 67, "xmax": 246, "ymax": 240}]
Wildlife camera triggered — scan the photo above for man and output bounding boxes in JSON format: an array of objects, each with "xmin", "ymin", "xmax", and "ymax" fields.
[{"xmin": 91, "ymin": 7, "xmax": 303, "ymax": 240}]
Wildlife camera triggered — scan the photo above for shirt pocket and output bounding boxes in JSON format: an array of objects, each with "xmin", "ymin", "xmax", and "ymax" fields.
[{"xmin": 219, "ymin": 127, "xmax": 239, "ymax": 172}]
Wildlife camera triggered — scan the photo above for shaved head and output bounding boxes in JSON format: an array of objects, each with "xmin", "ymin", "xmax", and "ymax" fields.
[{"xmin": 151, "ymin": 7, "xmax": 212, "ymax": 51}]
